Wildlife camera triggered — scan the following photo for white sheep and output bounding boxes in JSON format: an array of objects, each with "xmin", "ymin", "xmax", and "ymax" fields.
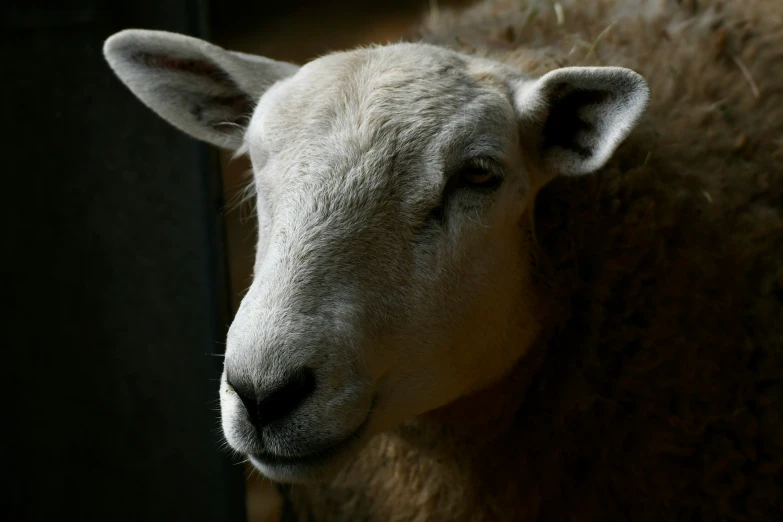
[{"xmin": 104, "ymin": 0, "xmax": 783, "ymax": 519}]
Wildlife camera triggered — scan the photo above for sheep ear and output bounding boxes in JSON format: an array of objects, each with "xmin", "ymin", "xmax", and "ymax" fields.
[
  {"xmin": 514, "ymin": 67, "xmax": 650, "ymax": 178},
  {"xmin": 103, "ymin": 29, "xmax": 299, "ymax": 150}
]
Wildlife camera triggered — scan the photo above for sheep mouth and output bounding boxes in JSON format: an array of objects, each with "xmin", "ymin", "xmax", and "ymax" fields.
[{"xmin": 248, "ymin": 402, "xmax": 374, "ymax": 480}]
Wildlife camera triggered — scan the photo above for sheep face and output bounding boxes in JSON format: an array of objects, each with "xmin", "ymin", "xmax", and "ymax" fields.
[
  {"xmin": 226, "ymin": 46, "xmax": 539, "ymax": 482},
  {"xmin": 103, "ymin": 31, "xmax": 649, "ymax": 483}
]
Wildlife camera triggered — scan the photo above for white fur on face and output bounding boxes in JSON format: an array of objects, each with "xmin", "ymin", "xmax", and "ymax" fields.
[{"xmin": 220, "ymin": 44, "xmax": 542, "ymax": 482}]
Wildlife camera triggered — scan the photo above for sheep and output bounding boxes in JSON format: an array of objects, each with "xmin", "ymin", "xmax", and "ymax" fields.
[{"xmin": 102, "ymin": 0, "xmax": 783, "ymax": 520}]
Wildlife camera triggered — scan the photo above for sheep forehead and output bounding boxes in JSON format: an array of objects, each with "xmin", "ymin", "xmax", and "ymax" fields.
[{"xmin": 247, "ymin": 44, "xmax": 517, "ymax": 203}]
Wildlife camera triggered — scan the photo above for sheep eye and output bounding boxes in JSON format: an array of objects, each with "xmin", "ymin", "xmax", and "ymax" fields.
[
  {"xmin": 458, "ymin": 166, "xmax": 501, "ymax": 189},
  {"xmin": 420, "ymin": 161, "xmax": 502, "ymax": 230}
]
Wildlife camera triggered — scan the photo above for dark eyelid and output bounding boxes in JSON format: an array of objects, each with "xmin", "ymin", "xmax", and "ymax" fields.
[
  {"xmin": 449, "ymin": 158, "xmax": 505, "ymax": 192},
  {"xmin": 446, "ymin": 156, "xmax": 504, "ymax": 180},
  {"xmin": 470, "ymin": 156, "xmax": 504, "ymax": 174}
]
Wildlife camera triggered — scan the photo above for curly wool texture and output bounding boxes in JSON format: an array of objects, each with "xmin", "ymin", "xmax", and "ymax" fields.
[{"xmin": 282, "ymin": 1, "xmax": 783, "ymax": 520}]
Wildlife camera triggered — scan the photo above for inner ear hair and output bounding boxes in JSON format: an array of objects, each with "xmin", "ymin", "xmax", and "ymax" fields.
[
  {"xmin": 129, "ymin": 50, "xmax": 255, "ymax": 134},
  {"xmin": 132, "ymin": 52, "xmax": 233, "ymax": 82},
  {"xmin": 541, "ymin": 84, "xmax": 613, "ymax": 159}
]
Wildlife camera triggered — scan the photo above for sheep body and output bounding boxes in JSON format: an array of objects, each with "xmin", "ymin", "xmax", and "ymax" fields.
[{"xmin": 282, "ymin": 0, "xmax": 783, "ymax": 520}]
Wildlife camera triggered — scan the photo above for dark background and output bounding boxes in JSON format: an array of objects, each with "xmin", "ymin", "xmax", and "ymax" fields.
[{"xmin": 3, "ymin": 1, "xmax": 466, "ymax": 521}]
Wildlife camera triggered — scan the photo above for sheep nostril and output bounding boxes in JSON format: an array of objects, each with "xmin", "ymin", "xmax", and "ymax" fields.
[{"xmin": 227, "ymin": 367, "xmax": 316, "ymax": 431}]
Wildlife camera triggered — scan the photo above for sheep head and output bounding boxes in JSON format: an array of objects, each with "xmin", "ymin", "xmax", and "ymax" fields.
[{"xmin": 104, "ymin": 29, "xmax": 649, "ymax": 484}]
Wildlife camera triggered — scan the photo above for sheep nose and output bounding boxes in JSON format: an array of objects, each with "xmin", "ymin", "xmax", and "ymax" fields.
[{"xmin": 228, "ymin": 367, "xmax": 316, "ymax": 430}]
